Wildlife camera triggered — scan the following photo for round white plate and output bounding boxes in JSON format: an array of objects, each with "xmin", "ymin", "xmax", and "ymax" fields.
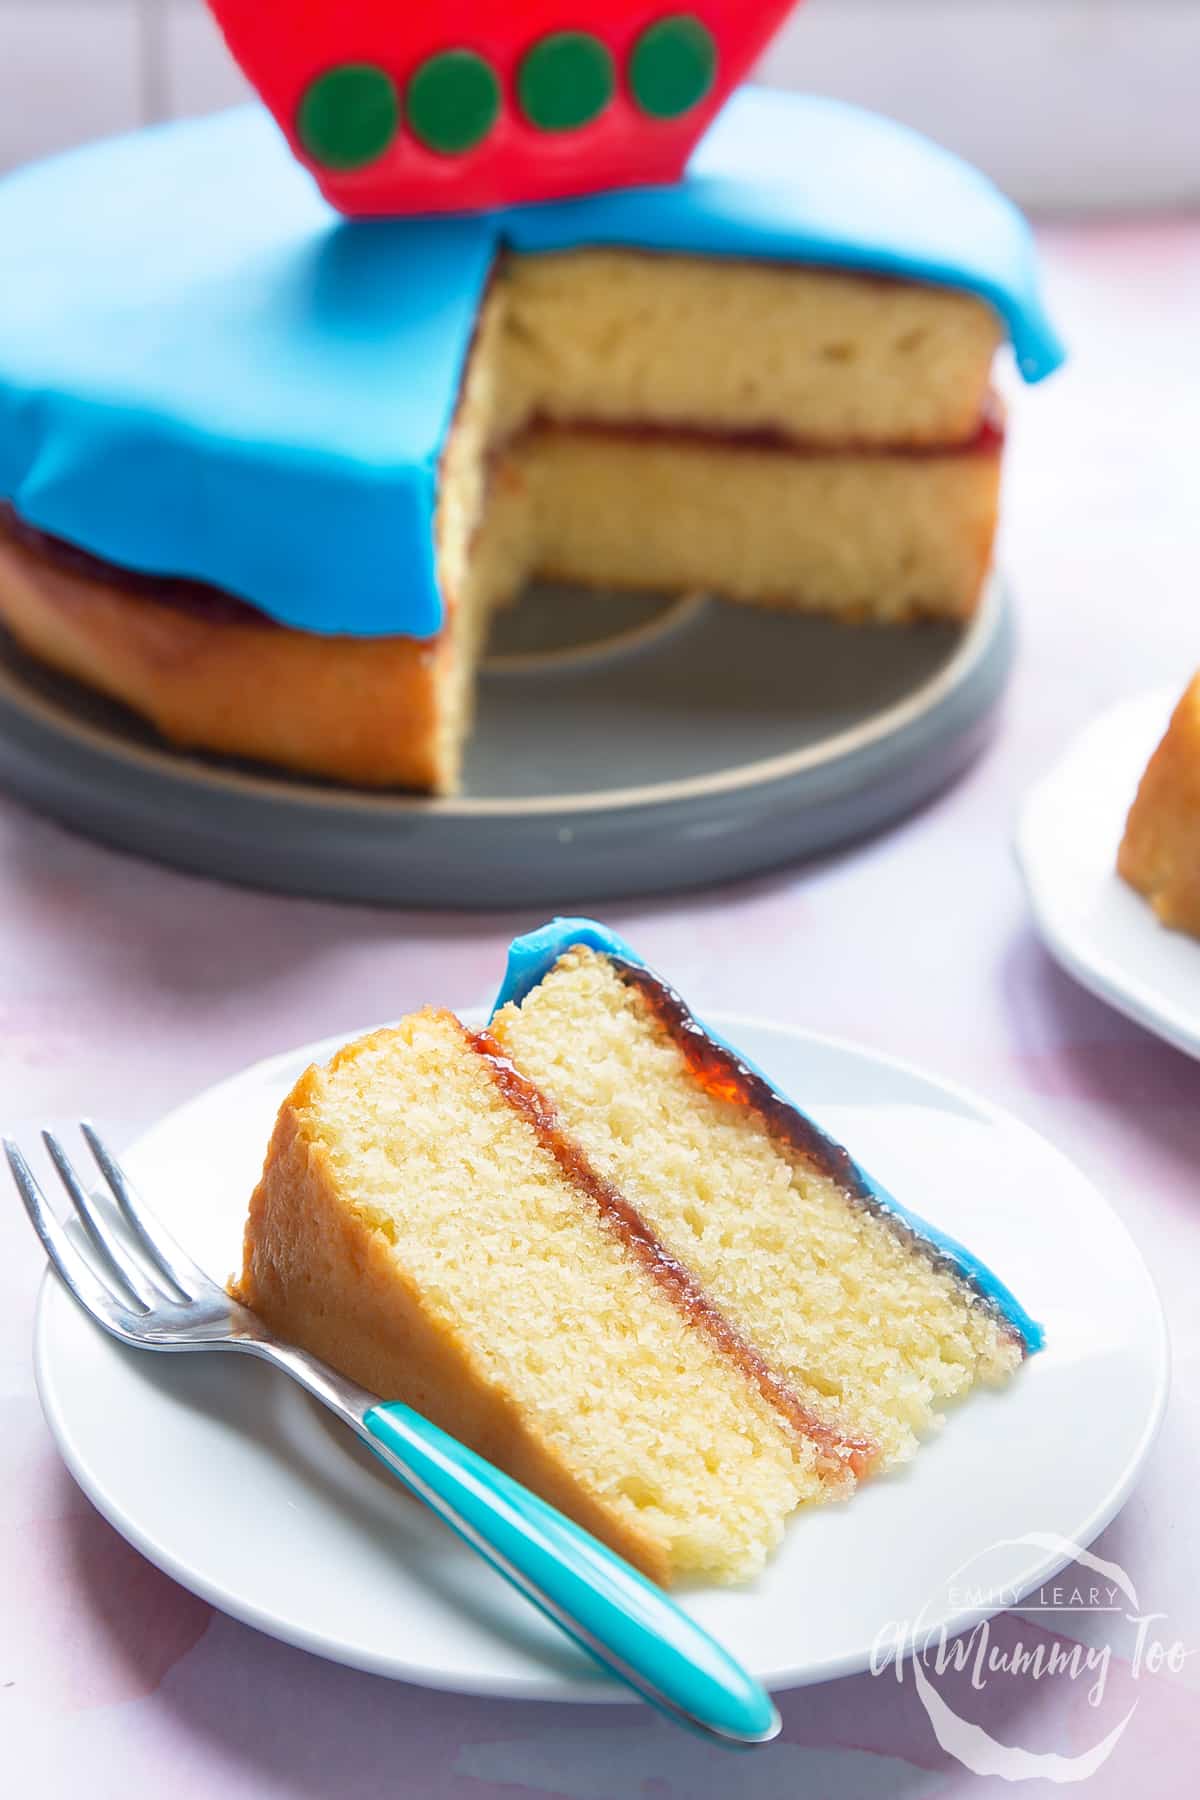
[
  {"xmin": 1016, "ymin": 688, "xmax": 1200, "ymax": 1062},
  {"xmin": 34, "ymin": 1016, "xmax": 1167, "ymax": 1700}
]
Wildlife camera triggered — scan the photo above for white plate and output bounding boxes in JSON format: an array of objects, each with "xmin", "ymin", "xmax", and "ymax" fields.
[
  {"xmin": 33, "ymin": 1017, "xmax": 1167, "ymax": 1700},
  {"xmin": 1016, "ymin": 688, "xmax": 1200, "ymax": 1062}
]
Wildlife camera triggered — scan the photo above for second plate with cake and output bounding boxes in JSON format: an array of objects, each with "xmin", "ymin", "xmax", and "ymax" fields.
[{"xmin": 1017, "ymin": 688, "xmax": 1200, "ymax": 1062}]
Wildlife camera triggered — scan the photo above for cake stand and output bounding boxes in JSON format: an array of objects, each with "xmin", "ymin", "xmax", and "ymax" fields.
[{"xmin": 0, "ymin": 576, "xmax": 1013, "ymax": 907}]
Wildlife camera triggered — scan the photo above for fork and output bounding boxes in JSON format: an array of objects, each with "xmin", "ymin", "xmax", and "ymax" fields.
[{"xmin": 8, "ymin": 1122, "xmax": 780, "ymax": 1747}]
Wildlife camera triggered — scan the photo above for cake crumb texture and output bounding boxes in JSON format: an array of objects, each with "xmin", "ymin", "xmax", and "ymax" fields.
[
  {"xmin": 498, "ymin": 251, "xmax": 1002, "ymax": 447},
  {"xmin": 491, "ymin": 946, "xmax": 1023, "ymax": 1473},
  {"xmin": 512, "ymin": 426, "xmax": 999, "ymax": 623},
  {"xmin": 234, "ymin": 1007, "xmax": 820, "ymax": 1586}
]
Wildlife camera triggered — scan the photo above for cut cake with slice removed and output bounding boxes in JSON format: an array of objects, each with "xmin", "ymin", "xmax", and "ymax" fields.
[{"xmin": 489, "ymin": 921, "xmax": 1041, "ymax": 1478}]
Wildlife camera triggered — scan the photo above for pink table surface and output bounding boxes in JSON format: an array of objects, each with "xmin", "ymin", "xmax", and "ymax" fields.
[{"xmin": 2, "ymin": 220, "xmax": 1198, "ymax": 1799}]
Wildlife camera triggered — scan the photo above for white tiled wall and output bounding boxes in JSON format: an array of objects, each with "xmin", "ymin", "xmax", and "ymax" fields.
[
  {"xmin": 0, "ymin": 0, "xmax": 248, "ymax": 171},
  {"xmin": 0, "ymin": 0, "xmax": 1196, "ymax": 210},
  {"xmin": 0, "ymin": 2, "xmax": 146, "ymax": 169}
]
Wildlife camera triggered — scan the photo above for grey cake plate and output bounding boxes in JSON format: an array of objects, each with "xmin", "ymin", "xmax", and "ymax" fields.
[{"xmin": 0, "ymin": 577, "xmax": 1013, "ymax": 906}]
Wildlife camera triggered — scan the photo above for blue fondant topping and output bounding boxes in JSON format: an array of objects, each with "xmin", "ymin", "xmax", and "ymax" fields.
[
  {"xmin": 0, "ymin": 93, "xmax": 1063, "ymax": 641},
  {"xmin": 492, "ymin": 917, "xmax": 1045, "ymax": 1353}
]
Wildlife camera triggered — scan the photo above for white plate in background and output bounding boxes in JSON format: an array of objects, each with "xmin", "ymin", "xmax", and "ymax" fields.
[{"xmin": 1017, "ymin": 688, "xmax": 1200, "ymax": 1062}]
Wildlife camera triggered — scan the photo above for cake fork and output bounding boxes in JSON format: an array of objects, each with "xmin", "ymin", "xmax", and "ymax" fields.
[{"xmin": 7, "ymin": 1123, "xmax": 780, "ymax": 1748}]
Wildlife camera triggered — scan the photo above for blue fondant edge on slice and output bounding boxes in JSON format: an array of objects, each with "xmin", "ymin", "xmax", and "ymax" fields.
[{"xmin": 492, "ymin": 917, "xmax": 1044, "ymax": 1352}]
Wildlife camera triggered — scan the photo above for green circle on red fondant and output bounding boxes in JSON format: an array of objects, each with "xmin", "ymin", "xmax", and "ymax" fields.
[
  {"xmin": 297, "ymin": 65, "xmax": 399, "ymax": 171},
  {"xmin": 518, "ymin": 32, "xmax": 615, "ymax": 132},
  {"xmin": 407, "ymin": 50, "xmax": 501, "ymax": 155},
  {"xmin": 629, "ymin": 16, "xmax": 718, "ymax": 119}
]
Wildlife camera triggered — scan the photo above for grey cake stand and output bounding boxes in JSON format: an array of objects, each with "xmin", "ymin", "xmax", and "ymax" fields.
[{"xmin": 0, "ymin": 578, "xmax": 1014, "ymax": 907}]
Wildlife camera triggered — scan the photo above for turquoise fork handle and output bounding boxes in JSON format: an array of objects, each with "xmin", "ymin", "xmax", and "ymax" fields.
[{"xmin": 362, "ymin": 1402, "xmax": 779, "ymax": 1746}]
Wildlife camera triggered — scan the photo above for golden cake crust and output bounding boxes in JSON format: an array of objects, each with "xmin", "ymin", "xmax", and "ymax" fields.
[
  {"xmin": 1118, "ymin": 671, "xmax": 1200, "ymax": 936},
  {"xmin": 0, "ymin": 515, "xmax": 451, "ymax": 791}
]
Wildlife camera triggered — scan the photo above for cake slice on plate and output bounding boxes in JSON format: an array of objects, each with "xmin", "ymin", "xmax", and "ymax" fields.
[
  {"xmin": 234, "ymin": 1006, "xmax": 830, "ymax": 1586},
  {"xmin": 1118, "ymin": 671, "xmax": 1200, "ymax": 938},
  {"xmin": 235, "ymin": 921, "xmax": 1040, "ymax": 1585}
]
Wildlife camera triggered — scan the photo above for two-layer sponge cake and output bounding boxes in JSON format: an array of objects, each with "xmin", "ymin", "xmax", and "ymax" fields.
[
  {"xmin": 235, "ymin": 920, "xmax": 1040, "ymax": 1585},
  {"xmin": 0, "ymin": 94, "xmax": 1063, "ymax": 793},
  {"xmin": 1118, "ymin": 671, "xmax": 1200, "ymax": 938}
]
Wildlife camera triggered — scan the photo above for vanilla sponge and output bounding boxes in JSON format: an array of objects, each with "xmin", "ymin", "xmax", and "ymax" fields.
[
  {"xmin": 491, "ymin": 945, "xmax": 1024, "ymax": 1472},
  {"xmin": 234, "ymin": 1009, "xmax": 823, "ymax": 1586},
  {"xmin": 496, "ymin": 250, "xmax": 1003, "ymax": 447}
]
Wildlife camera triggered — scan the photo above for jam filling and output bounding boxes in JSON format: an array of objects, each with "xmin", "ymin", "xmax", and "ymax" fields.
[
  {"xmin": 609, "ymin": 956, "xmax": 1028, "ymax": 1350},
  {"xmin": 0, "ymin": 399, "xmax": 1000, "ymax": 635},
  {"xmin": 468, "ymin": 1024, "xmax": 876, "ymax": 1482},
  {"xmin": 524, "ymin": 404, "xmax": 1005, "ymax": 461}
]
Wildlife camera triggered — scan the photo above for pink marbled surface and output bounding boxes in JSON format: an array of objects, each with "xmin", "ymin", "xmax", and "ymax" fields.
[{"xmin": 2, "ymin": 221, "xmax": 1199, "ymax": 1798}]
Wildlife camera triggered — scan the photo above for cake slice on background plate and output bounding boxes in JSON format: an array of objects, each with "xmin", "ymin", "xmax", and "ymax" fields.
[
  {"xmin": 1118, "ymin": 671, "xmax": 1200, "ymax": 938},
  {"xmin": 235, "ymin": 920, "xmax": 1040, "ymax": 1586}
]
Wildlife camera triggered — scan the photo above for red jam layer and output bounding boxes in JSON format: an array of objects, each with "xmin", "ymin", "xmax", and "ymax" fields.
[
  {"xmin": 609, "ymin": 956, "xmax": 1026, "ymax": 1350},
  {"xmin": 1, "ymin": 394, "xmax": 1001, "ymax": 635},
  {"xmin": 468, "ymin": 1023, "xmax": 876, "ymax": 1483},
  {"xmin": 1, "ymin": 503, "xmax": 274, "ymax": 629},
  {"xmin": 524, "ymin": 403, "xmax": 1005, "ymax": 460}
]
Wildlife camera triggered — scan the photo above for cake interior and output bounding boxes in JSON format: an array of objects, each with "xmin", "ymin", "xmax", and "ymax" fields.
[
  {"xmin": 235, "ymin": 1007, "xmax": 827, "ymax": 1586},
  {"xmin": 0, "ymin": 249, "xmax": 1006, "ymax": 794},
  {"xmin": 490, "ymin": 944, "xmax": 1025, "ymax": 1471},
  {"xmin": 434, "ymin": 249, "xmax": 1005, "ymax": 789}
]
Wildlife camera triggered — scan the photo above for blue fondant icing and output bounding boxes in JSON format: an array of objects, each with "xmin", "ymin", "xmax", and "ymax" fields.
[
  {"xmin": 0, "ymin": 92, "xmax": 1063, "ymax": 641},
  {"xmin": 492, "ymin": 917, "xmax": 1045, "ymax": 1353}
]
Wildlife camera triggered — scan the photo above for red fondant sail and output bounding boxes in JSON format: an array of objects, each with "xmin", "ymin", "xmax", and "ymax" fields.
[{"xmin": 206, "ymin": 2, "xmax": 801, "ymax": 216}]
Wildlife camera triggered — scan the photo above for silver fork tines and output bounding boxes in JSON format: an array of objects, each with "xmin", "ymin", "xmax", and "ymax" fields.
[
  {"xmin": 8, "ymin": 1136, "xmax": 144, "ymax": 1335},
  {"xmin": 79, "ymin": 1121, "xmax": 198, "ymax": 1301},
  {"xmin": 5, "ymin": 1125, "xmax": 226, "ymax": 1346},
  {"xmin": 40, "ymin": 1130, "xmax": 161, "ymax": 1312}
]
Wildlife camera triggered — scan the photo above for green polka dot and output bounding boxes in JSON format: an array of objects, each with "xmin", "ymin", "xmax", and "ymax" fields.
[
  {"xmin": 407, "ymin": 50, "xmax": 501, "ymax": 155},
  {"xmin": 297, "ymin": 64, "xmax": 399, "ymax": 171},
  {"xmin": 629, "ymin": 16, "xmax": 717, "ymax": 119},
  {"xmin": 518, "ymin": 32, "xmax": 615, "ymax": 132}
]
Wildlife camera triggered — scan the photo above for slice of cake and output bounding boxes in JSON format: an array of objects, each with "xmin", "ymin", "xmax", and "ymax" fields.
[
  {"xmin": 234, "ymin": 1010, "xmax": 849, "ymax": 1586},
  {"xmin": 235, "ymin": 922, "xmax": 1039, "ymax": 1585},
  {"xmin": 1118, "ymin": 672, "xmax": 1200, "ymax": 937},
  {"xmin": 490, "ymin": 922, "xmax": 1040, "ymax": 1476}
]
